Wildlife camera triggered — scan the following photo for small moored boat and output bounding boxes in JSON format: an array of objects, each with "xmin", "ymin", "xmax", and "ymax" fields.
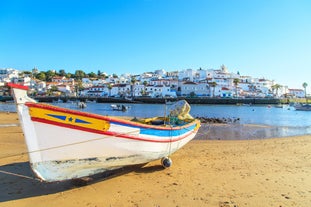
[
  {"xmin": 77, "ymin": 101, "xmax": 87, "ymax": 109},
  {"xmin": 8, "ymin": 83, "xmax": 200, "ymax": 182},
  {"xmin": 111, "ymin": 104, "xmax": 128, "ymax": 111},
  {"xmin": 294, "ymin": 103, "xmax": 311, "ymax": 111}
]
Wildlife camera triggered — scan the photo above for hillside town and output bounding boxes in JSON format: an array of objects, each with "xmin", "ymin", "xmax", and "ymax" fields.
[{"xmin": 0, "ymin": 65, "xmax": 307, "ymax": 99}]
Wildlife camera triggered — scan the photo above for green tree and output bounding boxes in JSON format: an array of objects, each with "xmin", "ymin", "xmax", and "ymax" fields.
[
  {"xmin": 303, "ymin": 82, "xmax": 308, "ymax": 100},
  {"xmin": 45, "ymin": 70, "xmax": 56, "ymax": 82},
  {"xmin": 233, "ymin": 78, "xmax": 240, "ymax": 98},
  {"xmin": 107, "ymin": 84, "xmax": 113, "ymax": 97},
  {"xmin": 88, "ymin": 72, "xmax": 97, "ymax": 78},
  {"xmin": 271, "ymin": 84, "xmax": 282, "ymax": 97},
  {"xmin": 23, "ymin": 71, "xmax": 32, "ymax": 76},
  {"xmin": 74, "ymin": 80, "xmax": 84, "ymax": 96},
  {"xmin": 36, "ymin": 72, "xmax": 46, "ymax": 81},
  {"xmin": 112, "ymin": 73, "xmax": 118, "ymax": 78},
  {"xmin": 130, "ymin": 77, "xmax": 136, "ymax": 98},
  {"xmin": 143, "ymin": 80, "xmax": 148, "ymax": 95},
  {"xmin": 50, "ymin": 85, "xmax": 58, "ymax": 92},
  {"xmin": 59, "ymin": 69, "xmax": 66, "ymax": 77},
  {"xmin": 74, "ymin": 70, "xmax": 86, "ymax": 80},
  {"xmin": 47, "ymin": 85, "xmax": 58, "ymax": 96},
  {"xmin": 66, "ymin": 73, "xmax": 72, "ymax": 79},
  {"xmin": 209, "ymin": 82, "xmax": 217, "ymax": 97}
]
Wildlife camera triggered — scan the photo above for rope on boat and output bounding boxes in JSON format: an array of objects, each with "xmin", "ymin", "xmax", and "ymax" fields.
[
  {"xmin": 0, "ymin": 123, "xmax": 202, "ymax": 181},
  {"xmin": 0, "ymin": 129, "xmax": 140, "ymax": 181},
  {"xmin": 0, "ymin": 124, "xmax": 201, "ymax": 161},
  {"xmin": 0, "ymin": 121, "xmax": 202, "ymax": 160},
  {"xmin": 168, "ymin": 125, "xmax": 173, "ymax": 157},
  {"xmin": 0, "ymin": 169, "xmax": 40, "ymax": 181},
  {"xmin": 0, "ymin": 152, "xmax": 28, "ymax": 160},
  {"xmin": 0, "ymin": 128, "xmax": 143, "ymax": 160}
]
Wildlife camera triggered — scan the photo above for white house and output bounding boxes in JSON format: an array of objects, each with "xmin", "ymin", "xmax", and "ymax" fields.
[
  {"xmin": 220, "ymin": 87, "xmax": 233, "ymax": 98},
  {"xmin": 36, "ymin": 81, "xmax": 47, "ymax": 95},
  {"xmin": 288, "ymin": 89, "xmax": 305, "ymax": 98},
  {"xmin": 178, "ymin": 69, "xmax": 195, "ymax": 81},
  {"xmin": 252, "ymin": 78, "xmax": 275, "ymax": 95},
  {"xmin": 81, "ymin": 86, "xmax": 107, "ymax": 97},
  {"xmin": 146, "ymin": 85, "xmax": 176, "ymax": 98},
  {"xmin": 113, "ymin": 84, "xmax": 131, "ymax": 97},
  {"xmin": 178, "ymin": 81, "xmax": 196, "ymax": 96}
]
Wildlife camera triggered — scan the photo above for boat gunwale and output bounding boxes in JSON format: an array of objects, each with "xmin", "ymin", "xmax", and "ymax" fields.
[
  {"xmin": 29, "ymin": 116, "xmax": 198, "ymax": 142},
  {"xmin": 25, "ymin": 102, "xmax": 200, "ymax": 131}
]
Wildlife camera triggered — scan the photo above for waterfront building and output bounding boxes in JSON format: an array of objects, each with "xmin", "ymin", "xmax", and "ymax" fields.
[
  {"xmin": 178, "ymin": 69, "xmax": 196, "ymax": 82},
  {"xmin": 145, "ymin": 85, "xmax": 176, "ymax": 98},
  {"xmin": 114, "ymin": 83, "xmax": 131, "ymax": 97},
  {"xmin": 166, "ymin": 70, "xmax": 179, "ymax": 79},
  {"xmin": 0, "ymin": 67, "xmax": 303, "ymax": 99},
  {"xmin": 178, "ymin": 81, "xmax": 210, "ymax": 97},
  {"xmin": 56, "ymin": 84, "xmax": 73, "ymax": 95},
  {"xmin": 288, "ymin": 89, "xmax": 305, "ymax": 98},
  {"xmin": 154, "ymin": 69, "xmax": 166, "ymax": 77},
  {"xmin": 52, "ymin": 76, "xmax": 75, "ymax": 85},
  {"xmin": 0, "ymin": 68, "xmax": 19, "ymax": 83},
  {"xmin": 36, "ymin": 81, "xmax": 47, "ymax": 95},
  {"xmin": 89, "ymin": 86, "xmax": 107, "ymax": 97},
  {"xmin": 220, "ymin": 87, "xmax": 233, "ymax": 98}
]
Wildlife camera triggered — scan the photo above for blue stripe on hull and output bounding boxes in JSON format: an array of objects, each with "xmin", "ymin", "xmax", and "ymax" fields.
[
  {"xmin": 111, "ymin": 121, "xmax": 196, "ymax": 137},
  {"xmin": 140, "ymin": 124, "xmax": 196, "ymax": 137}
]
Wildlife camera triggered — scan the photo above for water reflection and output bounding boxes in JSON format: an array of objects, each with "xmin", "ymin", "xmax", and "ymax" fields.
[
  {"xmin": 1, "ymin": 102, "xmax": 311, "ymax": 139},
  {"xmin": 196, "ymin": 124, "xmax": 311, "ymax": 140}
]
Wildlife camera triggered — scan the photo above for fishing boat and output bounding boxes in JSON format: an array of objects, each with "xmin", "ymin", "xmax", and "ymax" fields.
[
  {"xmin": 110, "ymin": 104, "xmax": 128, "ymax": 111},
  {"xmin": 8, "ymin": 83, "xmax": 200, "ymax": 182},
  {"xmin": 77, "ymin": 101, "xmax": 87, "ymax": 109},
  {"xmin": 294, "ymin": 103, "xmax": 311, "ymax": 111}
]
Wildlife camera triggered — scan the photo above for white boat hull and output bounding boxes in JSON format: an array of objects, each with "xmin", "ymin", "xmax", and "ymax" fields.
[
  {"xmin": 294, "ymin": 104, "xmax": 311, "ymax": 111},
  {"xmin": 25, "ymin": 113, "xmax": 196, "ymax": 181}
]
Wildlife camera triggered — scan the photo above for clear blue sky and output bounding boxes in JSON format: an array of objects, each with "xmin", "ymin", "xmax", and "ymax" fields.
[{"xmin": 1, "ymin": 0, "xmax": 310, "ymax": 89}]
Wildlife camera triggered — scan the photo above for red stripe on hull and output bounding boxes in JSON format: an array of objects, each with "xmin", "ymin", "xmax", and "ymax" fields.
[
  {"xmin": 8, "ymin": 83, "xmax": 29, "ymax": 90},
  {"xmin": 25, "ymin": 102, "xmax": 196, "ymax": 131},
  {"xmin": 31, "ymin": 117, "xmax": 198, "ymax": 143}
]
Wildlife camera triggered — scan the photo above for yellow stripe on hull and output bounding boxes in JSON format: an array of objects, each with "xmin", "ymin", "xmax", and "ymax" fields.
[{"xmin": 29, "ymin": 106, "xmax": 110, "ymax": 132}]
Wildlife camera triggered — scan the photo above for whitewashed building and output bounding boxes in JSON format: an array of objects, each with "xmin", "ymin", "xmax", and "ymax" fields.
[
  {"xmin": 178, "ymin": 69, "xmax": 195, "ymax": 81},
  {"xmin": 178, "ymin": 81, "xmax": 209, "ymax": 97},
  {"xmin": 146, "ymin": 85, "xmax": 176, "ymax": 98},
  {"xmin": 288, "ymin": 89, "xmax": 305, "ymax": 98}
]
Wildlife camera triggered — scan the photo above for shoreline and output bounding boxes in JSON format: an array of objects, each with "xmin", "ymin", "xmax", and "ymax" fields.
[
  {"xmin": 1, "ymin": 95, "xmax": 290, "ymax": 105},
  {"xmin": 1, "ymin": 111, "xmax": 310, "ymax": 140}
]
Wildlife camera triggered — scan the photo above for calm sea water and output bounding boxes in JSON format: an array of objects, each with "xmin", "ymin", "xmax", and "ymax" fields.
[{"xmin": 1, "ymin": 102, "xmax": 311, "ymax": 139}]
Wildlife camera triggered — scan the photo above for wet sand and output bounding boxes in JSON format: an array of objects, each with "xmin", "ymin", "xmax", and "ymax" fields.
[{"xmin": 1, "ymin": 112, "xmax": 311, "ymax": 207}]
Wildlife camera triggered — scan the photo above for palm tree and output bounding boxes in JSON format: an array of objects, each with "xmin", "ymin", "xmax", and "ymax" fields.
[
  {"xmin": 130, "ymin": 77, "xmax": 136, "ymax": 98},
  {"xmin": 233, "ymin": 78, "xmax": 240, "ymax": 98},
  {"xmin": 74, "ymin": 80, "xmax": 84, "ymax": 97},
  {"xmin": 209, "ymin": 82, "xmax": 217, "ymax": 97},
  {"xmin": 143, "ymin": 81, "xmax": 148, "ymax": 96},
  {"xmin": 303, "ymin": 82, "xmax": 308, "ymax": 101},
  {"xmin": 107, "ymin": 84, "xmax": 112, "ymax": 97},
  {"xmin": 271, "ymin": 84, "xmax": 282, "ymax": 97}
]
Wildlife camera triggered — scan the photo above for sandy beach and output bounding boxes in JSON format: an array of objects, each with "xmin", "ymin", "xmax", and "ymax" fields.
[{"xmin": 1, "ymin": 112, "xmax": 311, "ymax": 207}]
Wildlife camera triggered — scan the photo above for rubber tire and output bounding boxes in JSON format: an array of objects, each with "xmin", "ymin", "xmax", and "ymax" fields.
[{"xmin": 161, "ymin": 157, "xmax": 172, "ymax": 168}]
